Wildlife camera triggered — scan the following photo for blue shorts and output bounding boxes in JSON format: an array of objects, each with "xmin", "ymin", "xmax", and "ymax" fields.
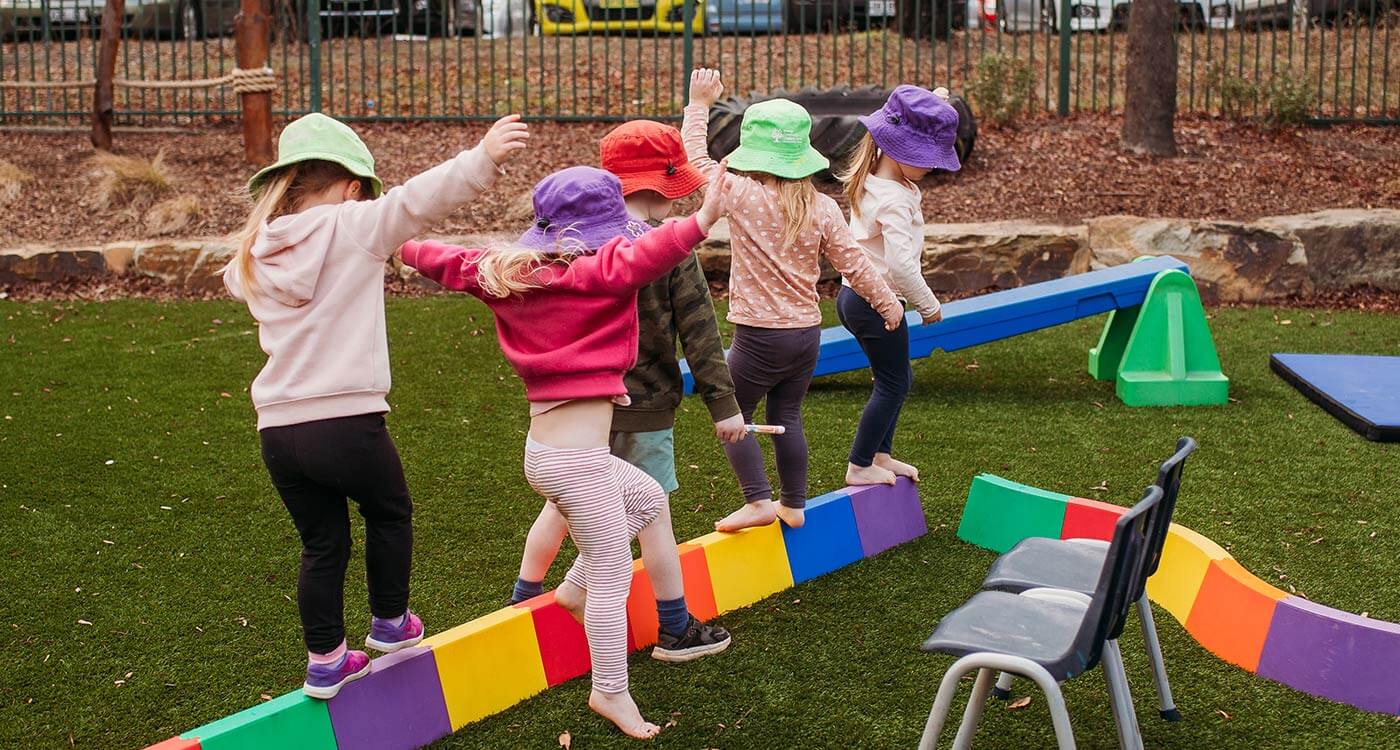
[{"xmin": 609, "ymin": 428, "xmax": 678, "ymax": 494}]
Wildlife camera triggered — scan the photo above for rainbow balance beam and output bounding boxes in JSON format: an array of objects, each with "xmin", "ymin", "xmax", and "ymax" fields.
[
  {"xmin": 956, "ymin": 474, "xmax": 1400, "ymax": 715},
  {"xmin": 682, "ymin": 255, "xmax": 1222, "ymax": 407},
  {"xmin": 142, "ymin": 480, "xmax": 926, "ymax": 750}
]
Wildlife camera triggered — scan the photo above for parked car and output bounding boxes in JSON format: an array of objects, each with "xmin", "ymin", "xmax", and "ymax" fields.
[
  {"xmin": 995, "ymin": 0, "xmax": 1129, "ymax": 31},
  {"xmin": 306, "ymin": 0, "xmax": 477, "ymax": 39},
  {"xmin": 534, "ymin": 0, "xmax": 703, "ymax": 34},
  {"xmin": 0, "ymin": 0, "xmax": 238, "ymax": 40},
  {"xmin": 1178, "ymin": 0, "xmax": 1368, "ymax": 29}
]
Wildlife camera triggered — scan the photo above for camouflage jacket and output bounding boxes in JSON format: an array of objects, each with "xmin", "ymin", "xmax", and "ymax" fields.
[{"xmin": 613, "ymin": 253, "xmax": 740, "ymax": 433}]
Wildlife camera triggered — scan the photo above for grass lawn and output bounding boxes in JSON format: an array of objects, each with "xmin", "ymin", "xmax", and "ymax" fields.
[{"xmin": 1, "ymin": 296, "xmax": 1398, "ymax": 749}]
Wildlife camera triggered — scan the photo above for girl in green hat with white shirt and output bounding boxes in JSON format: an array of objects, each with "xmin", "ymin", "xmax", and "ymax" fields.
[{"xmin": 224, "ymin": 112, "xmax": 528, "ymax": 700}]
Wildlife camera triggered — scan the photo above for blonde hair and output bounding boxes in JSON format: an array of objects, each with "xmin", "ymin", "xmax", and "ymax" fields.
[
  {"xmin": 474, "ymin": 236, "xmax": 586, "ymax": 298},
  {"xmin": 224, "ymin": 160, "xmax": 371, "ymax": 297},
  {"xmin": 839, "ymin": 133, "xmax": 881, "ymax": 218},
  {"xmin": 740, "ymin": 170, "xmax": 816, "ymax": 250}
]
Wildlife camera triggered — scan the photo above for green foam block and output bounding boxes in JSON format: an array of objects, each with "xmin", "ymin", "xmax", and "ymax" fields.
[
  {"xmin": 956, "ymin": 474, "xmax": 1069, "ymax": 553},
  {"xmin": 181, "ymin": 690, "xmax": 336, "ymax": 750},
  {"xmin": 1111, "ymin": 269, "xmax": 1229, "ymax": 407}
]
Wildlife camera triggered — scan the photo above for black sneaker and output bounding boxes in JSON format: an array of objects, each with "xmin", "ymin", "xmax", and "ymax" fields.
[{"xmin": 652, "ymin": 616, "xmax": 732, "ymax": 663}]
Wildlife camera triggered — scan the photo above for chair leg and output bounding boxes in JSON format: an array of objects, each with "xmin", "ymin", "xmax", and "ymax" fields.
[
  {"xmin": 951, "ymin": 668, "xmax": 995, "ymax": 750},
  {"xmin": 991, "ymin": 671, "xmax": 1014, "ymax": 699},
  {"xmin": 1135, "ymin": 595, "xmax": 1181, "ymax": 721},
  {"xmin": 920, "ymin": 658, "xmax": 979, "ymax": 750},
  {"xmin": 1101, "ymin": 640, "xmax": 1144, "ymax": 750},
  {"xmin": 1021, "ymin": 667, "xmax": 1077, "ymax": 750}
]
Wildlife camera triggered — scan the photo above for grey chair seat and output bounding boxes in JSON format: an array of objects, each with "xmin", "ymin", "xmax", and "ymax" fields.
[
  {"xmin": 921, "ymin": 591, "xmax": 1092, "ymax": 682},
  {"xmin": 983, "ymin": 537, "xmax": 1106, "ymax": 596}
]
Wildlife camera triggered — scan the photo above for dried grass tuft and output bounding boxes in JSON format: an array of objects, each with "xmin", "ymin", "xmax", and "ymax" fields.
[
  {"xmin": 92, "ymin": 150, "xmax": 175, "ymax": 211},
  {"xmin": 0, "ymin": 158, "xmax": 31, "ymax": 206},
  {"xmin": 144, "ymin": 195, "xmax": 202, "ymax": 236}
]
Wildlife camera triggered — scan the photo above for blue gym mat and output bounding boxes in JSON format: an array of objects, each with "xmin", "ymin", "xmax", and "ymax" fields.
[{"xmin": 1270, "ymin": 353, "xmax": 1400, "ymax": 442}]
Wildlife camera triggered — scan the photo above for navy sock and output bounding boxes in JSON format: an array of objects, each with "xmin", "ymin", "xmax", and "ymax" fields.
[
  {"xmin": 656, "ymin": 596, "xmax": 690, "ymax": 637},
  {"xmin": 512, "ymin": 578, "xmax": 544, "ymax": 604}
]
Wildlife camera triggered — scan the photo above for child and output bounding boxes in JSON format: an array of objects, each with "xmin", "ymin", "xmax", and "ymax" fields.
[
  {"xmin": 684, "ymin": 68, "xmax": 905, "ymax": 533},
  {"xmin": 510, "ymin": 121, "xmax": 742, "ymax": 664},
  {"xmin": 400, "ymin": 164, "xmax": 730, "ymax": 739},
  {"xmin": 224, "ymin": 112, "xmax": 528, "ymax": 699},
  {"xmin": 837, "ymin": 85, "xmax": 960, "ymax": 486}
]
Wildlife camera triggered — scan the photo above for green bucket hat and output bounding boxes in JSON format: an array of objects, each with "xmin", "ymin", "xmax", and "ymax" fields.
[
  {"xmin": 724, "ymin": 98, "xmax": 829, "ymax": 180},
  {"xmin": 247, "ymin": 113, "xmax": 383, "ymax": 197}
]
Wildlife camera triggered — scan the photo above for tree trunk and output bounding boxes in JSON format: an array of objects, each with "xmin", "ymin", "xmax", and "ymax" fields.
[
  {"xmin": 235, "ymin": 0, "xmax": 274, "ymax": 164},
  {"xmin": 91, "ymin": 0, "xmax": 125, "ymax": 150},
  {"xmin": 1120, "ymin": 0, "xmax": 1178, "ymax": 156}
]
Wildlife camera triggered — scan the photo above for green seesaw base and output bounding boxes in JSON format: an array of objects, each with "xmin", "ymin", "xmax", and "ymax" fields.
[{"xmin": 1089, "ymin": 267, "xmax": 1229, "ymax": 407}]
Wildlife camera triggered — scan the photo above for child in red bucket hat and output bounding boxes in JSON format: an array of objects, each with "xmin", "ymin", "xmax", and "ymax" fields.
[{"xmin": 509, "ymin": 120, "xmax": 741, "ymax": 667}]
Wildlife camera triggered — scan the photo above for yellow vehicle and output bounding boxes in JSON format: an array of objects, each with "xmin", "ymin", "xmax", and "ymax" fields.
[{"xmin": 534, "ymin": 0, "xmax": 705, "ymax": 35}]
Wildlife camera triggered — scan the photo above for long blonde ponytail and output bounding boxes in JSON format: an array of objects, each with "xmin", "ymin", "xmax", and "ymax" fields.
[
  {"xmin": 775, "ymin": 176, "xmax": 816, "ymax": 250},
  {"xmin": 839, "ymin": 133, "xmax": 881, "ymax": 218}
]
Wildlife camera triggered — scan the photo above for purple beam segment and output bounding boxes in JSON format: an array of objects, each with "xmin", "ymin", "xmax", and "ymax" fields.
[
  {"xmin": 327, "ymin": 646, "xmax": 453, "ymax": 750},
  {"xmin": 845, "ymin": 477, "xmax": 928, "ymax": 557},
  {"xmin": 1256, "ymin": 596, "xmax": 1400, "ymax": 714}
]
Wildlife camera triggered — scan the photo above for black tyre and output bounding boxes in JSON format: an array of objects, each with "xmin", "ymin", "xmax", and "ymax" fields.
[
  {"xmin": 171, "ymin": 0, "xmax": 205, "ymax": 40},
  {"xmin": 707, "ymin": 85, "xmax": 977, "ymax": 182}
]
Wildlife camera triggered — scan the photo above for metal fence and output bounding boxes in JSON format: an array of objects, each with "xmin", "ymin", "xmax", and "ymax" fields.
[{"xmin": 1, "ymin": 0, "xmax": 1396, "ymax": 124}]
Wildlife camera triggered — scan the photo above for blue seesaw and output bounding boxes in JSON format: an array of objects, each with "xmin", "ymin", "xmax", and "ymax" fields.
[{"xmin": 683, "ymin": 255, "xmax": 1226, "ymax": 407}]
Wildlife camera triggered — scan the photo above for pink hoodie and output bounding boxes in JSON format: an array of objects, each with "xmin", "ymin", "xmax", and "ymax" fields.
[
  {"xmin": 401, "ymin": 216, "xmax": 707, "ymax": 404},
  {"xmin": 225, "ymin": 145, "xmax": 499, "ymax": 430}
]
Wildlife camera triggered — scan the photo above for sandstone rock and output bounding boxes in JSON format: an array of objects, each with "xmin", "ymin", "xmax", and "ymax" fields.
[
  {"xmin": 130, "ymin": 241, "xmax": 205, "ymax": 287},
  {"xmin": 1087, "ymin": 216, "xmax": 1312, "ymax": 302},
  {"xmin": 185, "ymin": 242, "xmax": 235, "ymax": 295},
  {"xmin": 1255, "ymin": 209, "xmax": 1400, "ymax": 292},
  {"xmin": 0, "ymin": 245, "xmax": 106, "ymax": 283},
  {"xmin": 921, "ymin": 222, "xmax": 1089, "ymax": 293},
  {"xmin": 102, "ymin": 243, "xmax": 137, "ymax": 274}
]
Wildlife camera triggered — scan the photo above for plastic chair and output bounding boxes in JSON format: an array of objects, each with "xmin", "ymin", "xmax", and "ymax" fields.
[
  {"xmin": 918, "ymin": 484, "xmax": 1162, "ymax": 750},
  {"xmin": 980, "ymin": 437, "xmax": 1197, "ymax": 721}
]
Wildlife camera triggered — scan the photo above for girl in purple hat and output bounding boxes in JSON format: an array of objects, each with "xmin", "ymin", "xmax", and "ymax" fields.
[
  {"xmin": 837, "ymin": 85, "xmax": 961, "ymax": 487},
  {"xmin": 398, "ymin": 164, "xmax": 732, "ymax": 740}
]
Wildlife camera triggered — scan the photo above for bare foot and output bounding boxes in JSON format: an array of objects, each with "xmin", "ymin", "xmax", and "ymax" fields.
[
  {"xmin": 775, "ymin": 504, "xmax": 805, "ymax": 529},
  {"xmin": 555, "ymin": 581, "xmax": 586, "ymax": 625},
  {"xmin": 874, "ymin": 453, "xmax": 921, "ymax": 483},
  {"xmin": 846, "ymin": 462, "xmax": 897, "ymax": 486},
  {"xmin": 589, "ymin": 688, "xmax": 661, "ymax": 739},
  {"xmin": 714, "ymin": 500, "xmax": 777, "ymax": 532}
]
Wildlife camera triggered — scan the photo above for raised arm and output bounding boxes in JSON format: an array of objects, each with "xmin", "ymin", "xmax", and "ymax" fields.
[
  {"xmin": 398, "ymin": 240, "xmax": 487, "ymax": 298},
  {"xmin": 682, "ymin": 68, "xmax": 725, "ymax": 179},
  {"xmin": 878, "ymin": 202, "xmax": 941, "ymax": 323},
  {"xmin": 338, "ymin": 115, "xmax": 529, "ymax": 259},
  {"xmin": 820, "ymin": 205, "xmax": 904, "ymax": 330}
]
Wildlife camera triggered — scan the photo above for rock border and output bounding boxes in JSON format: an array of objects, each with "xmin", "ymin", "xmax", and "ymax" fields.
[{"xmin": 3, "ymin": 209, "xmax": 1397, "ymax": 303}]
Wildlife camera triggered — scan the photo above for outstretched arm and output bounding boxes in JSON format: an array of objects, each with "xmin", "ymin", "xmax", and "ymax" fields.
[
  {"xmin": 339, "ymin": 115, "xmax": 529, "ymax": 259},
  {"xmin": 820, "ymin": 206, "xmax": 904, "ymax": 330},
  {"xmin": 399, "ymin": 240, "xmax": 488, "ymax": 297}
]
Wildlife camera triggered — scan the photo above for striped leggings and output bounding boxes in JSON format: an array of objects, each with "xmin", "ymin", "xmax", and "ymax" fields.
[{"xmin": 523, "ymin": 438, "xmax": 664, "ymax": 693}]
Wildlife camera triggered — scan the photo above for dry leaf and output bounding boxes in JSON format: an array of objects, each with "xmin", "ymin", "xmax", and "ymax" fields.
[
  {"xmin": 77, "ymin": 619, "xmax": 92, "ymax": 626},
  {"xmin": 558, "ymin": 730, "xmax": 572, "ymax": 749},
  {"xmin": 1008, "ymin": 696, "xmax": 1033, "ymax": 710},
  {"xmin": 1215, "ymin": 709, "xmax": 1232, "ymax": 720}
]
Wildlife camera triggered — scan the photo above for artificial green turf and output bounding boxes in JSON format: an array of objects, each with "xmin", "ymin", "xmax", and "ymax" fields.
[{"xmin": 1, "ymin": 297, "xmax": 1398, "ymax": 749}]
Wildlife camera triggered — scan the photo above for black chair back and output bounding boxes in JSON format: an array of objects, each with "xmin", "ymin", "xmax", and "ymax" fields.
[
  {"xmin": 1064, "ymin": 485, "xmax": 1163, "ymax": 676},
  {"xmin": 1142, "ymin": 436, "xmax": 1197, "ymax": 580}
]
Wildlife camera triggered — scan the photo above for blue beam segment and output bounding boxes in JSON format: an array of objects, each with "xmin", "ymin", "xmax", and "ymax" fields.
[{"xmin": 682, "ymin": 256, "xmax": 1189, "ymax": 394}]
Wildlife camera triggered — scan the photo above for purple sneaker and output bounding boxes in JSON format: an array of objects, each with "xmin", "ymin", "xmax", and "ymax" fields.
[
  {"xmin": 365, "ymin": 611, "xmax": 424, "ymax": 653},
  {"xmin": 303, "ymin": 650, "xmax": 371, "ymax": 700}
]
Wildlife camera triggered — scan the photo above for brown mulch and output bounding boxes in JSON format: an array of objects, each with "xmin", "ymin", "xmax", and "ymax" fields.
[{"xmin": 3, "ymin": 114, "xmax": 1399, "ymax": 248}]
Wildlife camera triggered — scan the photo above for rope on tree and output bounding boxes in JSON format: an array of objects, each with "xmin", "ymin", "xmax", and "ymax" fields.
[{"xmin": 0, "ymin": 68, "xmax": 277, "ymax": 93}]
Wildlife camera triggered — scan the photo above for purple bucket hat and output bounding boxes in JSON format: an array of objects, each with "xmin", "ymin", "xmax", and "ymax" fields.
[
  {"xmin": 859, "ymin": 85, "xmax": 961, "ymax": 172},
  {"xmin": 517, "ymin": 166, "xmax": 647, "ymax": 254}
]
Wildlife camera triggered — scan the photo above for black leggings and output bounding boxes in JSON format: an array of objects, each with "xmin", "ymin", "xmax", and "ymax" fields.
[
  {"xmin": 836, "ymin": 286, "xmax": 913, "ymax": 467},
  {"xmin": 259, "ymin": 413, "xmax": 413, "ymax": 654},
  {"xmin": 722, "ymin": 324, "xmax": 822, "ymax": 509}
]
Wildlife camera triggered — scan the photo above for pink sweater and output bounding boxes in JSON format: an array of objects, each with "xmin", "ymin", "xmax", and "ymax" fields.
[
  {"xmin": 225, "ymin": 145, "xmax": 499, "ymax": 430},
  {"xmin": 401, "ymin": 216, "xmax": 708, "ymax": 403}
]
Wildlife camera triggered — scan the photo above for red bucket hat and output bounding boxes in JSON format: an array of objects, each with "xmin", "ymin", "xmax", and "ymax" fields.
[{"xmin": 599, "ymin": 120, "xmax": 706, "ymax": 200}]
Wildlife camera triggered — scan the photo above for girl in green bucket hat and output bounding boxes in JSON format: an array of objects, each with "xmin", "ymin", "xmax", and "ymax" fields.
[
  {"xmin": 222, "ymin": 112, "xmax": 527, "ymax": 701},
  {"xmin": 683, "ymin": 69, "xmax": 905, "ymax": 535}
]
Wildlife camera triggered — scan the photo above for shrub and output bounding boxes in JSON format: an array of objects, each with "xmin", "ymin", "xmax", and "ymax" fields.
[
  {"xmin": 1206, "ymin": 62, "xmax": 1259, "ymax": 121},
  {"xmin": 1264, "ymin": 67, "xmax": 1313, "ymax": 126},
  {"xmin": 92, "ymin": 150, "xmax": 175, "ymax": 212},
  {"xmin": 967, "ymin": 54, "xmax": 1034, "ymax": 126}
]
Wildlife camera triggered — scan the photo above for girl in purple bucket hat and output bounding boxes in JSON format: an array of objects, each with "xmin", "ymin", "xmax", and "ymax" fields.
[
  {"xmin": 836, "ymin": 85, "xmax": 961, "ymax": 487},
  {"xmin": 399, "ymin": 164, "xmax": 732, "ymax": 740}
]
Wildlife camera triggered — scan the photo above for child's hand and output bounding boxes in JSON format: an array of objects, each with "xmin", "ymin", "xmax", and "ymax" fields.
[
  {"xmin": 883, "ymin": 308, "xmax": 904, "ymax": 331},
  {"xmin": 695, "ymin": 159, "xmax": 731, "ymax": 233},
  {"xmin": 921, "ymin": 309, "xmax": 942, "ymax": 325},
  {"xmin": 481, "ymin": 114, "xmax": 529, "ymax": 165},
  {"xmin": 933, "ymin": 86, "xmax": 950, "ymax": 101},
  {"xmin": 689, "ymin": 68, "xmax": 724, "ymax": 108},
  {"xmin": 714, "ymin": 414, "xmax": 747, "ymax": 444}
]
